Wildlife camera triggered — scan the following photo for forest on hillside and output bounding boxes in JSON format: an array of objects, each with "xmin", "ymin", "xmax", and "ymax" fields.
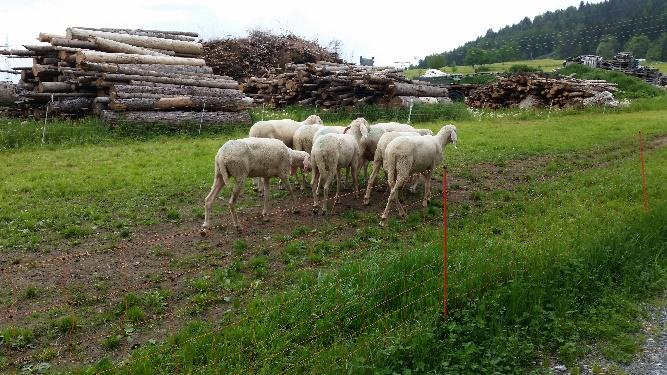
[{"xmin": 417, "ymin": 0, "xmax": 667, "ymax": 69}]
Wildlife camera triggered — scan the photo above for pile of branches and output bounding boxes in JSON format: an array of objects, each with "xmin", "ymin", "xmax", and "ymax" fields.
[
  {"xmin": 466, "ymin": 73, "xmax": 618, "ymax": 109},
  {"xmin": 1, "ymin": 27, "xmax": 252, "ymax": 126},
  {"xmin": 242, "ymin": 61, "xmax": 450, "ymax": 108},
  {"xmin": 203, "ymin": 31, "xmax": 342, "ymax": 80}
]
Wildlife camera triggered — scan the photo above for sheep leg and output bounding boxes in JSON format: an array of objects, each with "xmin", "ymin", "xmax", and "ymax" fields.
[
  {"xmin": 322, "ymin": 169, "xmax": 335, "ymax": 214},
  {"xmin": 281, "ymin": 172, "xmax": 299, "ymax": 213},
  {"xmin": 351, "ymin": 160, "xmax": 359, "ymax": 198},
  {"xmin": 363, "ymin": 160, "xmax": 381, "ymax": 205},
  {"xmin": 299, "ymin": 168, "xmax": 308, "ymax": 191},
  {"xmin": 408, "ymin": 173, "xmax": 422, "ymax": 193},
  {"xmin": 394, "ymin": 174, "xmax": 408, "ymax": 218},
  {"xmin": 381, "ymin": 175, "xmax": 407, "ymax": 225},
  {"xmin": 229, "ymin": 177, "xmax": 245, "ymax": 230},
  {"xmin": 201, "ymin": 172, "xmax": 224, "ymax": 236},
  {"xmin": 311, "ymin": 164, "xmax": 320, "ymax": 212},
  {"xmin": 422, "ymin": 170, "xmax": 434, "ymax": 207},
  {"xmin": 261, "ymin": 177, "xmax": 271, "ymax": 221}
]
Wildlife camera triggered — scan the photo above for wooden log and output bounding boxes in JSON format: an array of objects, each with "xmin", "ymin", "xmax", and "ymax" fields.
[
  {"xmin": 76, "ymin": 51, "xmax": 206, "ymax": 66},
  {"xmin": 32, "ymin": 64, "xmax": 59, "ymax": 78},
  {"xmin": 68, "ymin": 28, "xmax": 202, "ymax": 55},
  {"xmin": 22, "ymin": 45, "xmax": 56, "ymax": 53},
  {"xmin": 73, "ymin": 27, "xmax": 198, "ymax": 39},
  {"xmin": 38, "ymin": 33, "xmax": 63, "ymax": 42},
  {"xmin": 110, "ymin": 96, "xmax": 251, "ymax": 111},
  {"xmin": 0, "ymin": 83, "xmax": 16, "ymax": 106},
  {"xmin": 390, "ymin": 82, "xmax": 449, "ymax": 97},
  {"xmin": 82, "ymin": 63, "xmax": 225, "ymax": 80},
  {"xmin": 38, "ymin": 82, "xmax": 75, "ymax": 93},
  {"xmin": 49, "ymin": 37, "xmax": 96, "ymax": 49},
  {"xmin": 27, "ymin": 92, "xmax": 97, "ymax": 98},
  {"xmin": 91, "ymin": 37, "xmax": 170, "ymax": 56},
  {"xmin": 101, "ymin": 110, "xmax": 252, "ymax": 125},
  {"xmin": 47, "ymin": 98, "xmax": 94, "ymax": 113},
  {"xmin": 0, "ymin": 50, "xmax": 37, "ymax": 57},
  {"xmin": 80, "ymin": 62, "xmax": 213, "ymax": 75},
  {"xmin": 112, "ymin": 83, "xmax": 244, "ymax": 98},
  {"xmin": 102, "ymin": 74, "xmax": 239, "ymax": 89}
]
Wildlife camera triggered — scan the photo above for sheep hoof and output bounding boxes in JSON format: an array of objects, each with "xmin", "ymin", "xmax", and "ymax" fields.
[
  {"xmin": 200, "ymin": 228, "xmax": 208, "ymax": 237},
  {"xmin": 379, "ymin": 220, "xmax": 387, "ymax": 227},
  {"xmin": 362, "ymin": 198, "xmax": 370, "ymax": 205},
  {"xmin": 422, "ymin": 201, "xmax": 428, "ymax": 208},
  {"xmin": 262, "ymin": 215, "xmax": 270, "ymax": 222}
]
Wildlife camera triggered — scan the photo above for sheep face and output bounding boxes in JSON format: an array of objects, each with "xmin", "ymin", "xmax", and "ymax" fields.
[
  {"xmin": 302, "ymin": 154, "xmax": 312, "ymax": 172},
  {"xmin": 303, "ymin": 115, "xmax": 323, "ymax": 125}
]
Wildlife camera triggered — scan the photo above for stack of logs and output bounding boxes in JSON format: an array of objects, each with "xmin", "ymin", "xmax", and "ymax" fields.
[
  {"xmin": 0, "ymin": 27, "xmax": 252, "ymax": 125},
  {"xmin": 241, "ymin": 61, "xmax": 450, "ymax": 108},
  {"xmin": 566, "ymin": 52, "xmax": 663, "ymax": 86},
  {"xmin": 466, "ymin": 74, "xmax": 618, "ymax": 109}
]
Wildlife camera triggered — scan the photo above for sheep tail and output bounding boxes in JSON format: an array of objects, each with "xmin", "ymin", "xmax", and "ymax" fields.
[
  {"xmin": 217, "ymin": 160, "xmax": 230, "ymax": 186},
  {"xmin": 386, "ymin": 152, "xmax": 397, "ymax": 187}
]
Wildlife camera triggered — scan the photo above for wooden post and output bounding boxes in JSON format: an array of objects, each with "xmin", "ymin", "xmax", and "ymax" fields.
[
  {"xmin": 442, "ymin": 168, "xmax": 449, "ymax": 319},
  {"xmin": 639, "ymin": 131, "xmax": 649, "ymax": 211}
]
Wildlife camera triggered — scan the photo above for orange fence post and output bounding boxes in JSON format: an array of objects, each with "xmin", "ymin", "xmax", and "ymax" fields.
[
  {"xmin": 442, "ymin": 168, "xmax": 448, "ymax": 320},
  {"xmin": 639, "ymin": 131, "xmax": 649, "ymax": 211}
]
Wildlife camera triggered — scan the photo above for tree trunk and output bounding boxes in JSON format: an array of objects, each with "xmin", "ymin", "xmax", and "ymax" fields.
[
  {"xmin": 82, "ymin": 63, "xmax": 226, "ymax": 80},
  {"xmin": 80, "ymin": 62, "xmax": 213, "ymax": 75},
  {"xmin": 110, "ymin": 96, "xmax": 250, "ymax": 111},
  {"xmin": 72, "ymin": 27, "xmax": 198, "ymax": 39},
  {"xmin": 38, "ymin": 82, "xmax": 75, "ymax": 93},
  {"xmin": 102, "ymin": 74, "xmax": 239, "ymax": 89},
  {"xmin": 91, "ymin": 37, "xmax": 170, "ymax": 56},
  {"xmin": 389, "ymin": 82, "xmax": 449, "ymax": 97},
  {"xmin": 47, "ymin": 98, "xmax": 94, "ymax": 113},
  {"xmin": 49, "ymin": 37, "xmax": 96, "ymax": 49},
  {"xmin": 0, "ymin": 83, "xmax": 16, "ymax": 106},
  {"xmin": 68, "ymin": 28, "xmax": 202, "ymax": 55},
  {"xmin": 111, "ymin": 83, "xmax": 244, "ymax": 98},
  {"xmin": 76, "ymin": 51, "xmax": 206, "ymax": 66},
  {"xmin": 101, "ymin": 110, "xmax": 251, "ymax": 125}
]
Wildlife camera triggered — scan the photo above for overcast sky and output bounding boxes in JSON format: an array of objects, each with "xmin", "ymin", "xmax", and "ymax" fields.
[{"xmin": 1, "ymin": 0, "xmax": 603, "ymax": 81}]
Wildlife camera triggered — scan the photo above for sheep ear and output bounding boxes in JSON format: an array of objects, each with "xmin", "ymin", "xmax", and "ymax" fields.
[{"xmin": 343, "ymin": 126, "xmax": 351, "ymax": 134}]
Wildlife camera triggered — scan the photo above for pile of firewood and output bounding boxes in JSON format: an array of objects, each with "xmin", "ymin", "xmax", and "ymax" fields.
[
  {"xmin": 203, "ymin": 31, "xmax": 341, "ymax": 80},
  {"xmin": 242, "ymin": 61, "xmax": 450, "ymax": 108},
  {"xmin": 466, "ymin": 74, "xmax": 618, "ymax": 109},
  {"xmin": 0, "ymin": 27, "xmax": 252, "ymax": 125}
]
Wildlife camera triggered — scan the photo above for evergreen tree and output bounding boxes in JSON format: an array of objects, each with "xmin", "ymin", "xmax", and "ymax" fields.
[{"xmin": 596, "ymin": 36, "xmax": 620, "ymax": 58}]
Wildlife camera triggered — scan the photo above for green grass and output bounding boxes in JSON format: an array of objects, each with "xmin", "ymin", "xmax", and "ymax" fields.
[
  {"xmin": 644, "ymin": 60, "xmax": 667, "ymax": 73},
  {"xmin": 405, "ymin": 59, "xmax": 565, "ymax": 76},
  {"xmin": 88, "ymin": 142, "xmax": 667, "ymax": 374},
  {"xmin": 1, "ymin": 100, "xmax": 667, "ymax": 251}
]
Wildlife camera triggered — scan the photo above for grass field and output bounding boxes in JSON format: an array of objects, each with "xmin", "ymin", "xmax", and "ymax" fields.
[
  {"xmin": 1, "ymin": 98, "xmax": 666, "ymax": 373},
  {"xmin": 404, "ymin": 59, "xmax": 667, "ymax": 78}
]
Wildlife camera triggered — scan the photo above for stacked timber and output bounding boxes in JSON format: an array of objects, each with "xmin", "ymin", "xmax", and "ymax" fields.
[
  {"xmin": 466, "ymin": 74, "xmax": 618, "ymax": 109},
  {"xmin": 1, "ymin": 27, "xmax": 251, "ymax": 125},
  {"xmin": 242, "ymin": 61, "xmax": 450, "ymax": 108}
]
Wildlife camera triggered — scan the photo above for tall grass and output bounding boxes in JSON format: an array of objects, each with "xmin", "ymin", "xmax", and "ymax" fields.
[{"xmin": 559, "ymin": 64, "xmax": 666, "ymax": 98}]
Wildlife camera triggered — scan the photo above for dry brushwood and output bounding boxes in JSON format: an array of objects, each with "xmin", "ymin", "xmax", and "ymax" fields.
[{"xmin": 203, "ymin": 30, "xmax": 341, "ymax": 80}]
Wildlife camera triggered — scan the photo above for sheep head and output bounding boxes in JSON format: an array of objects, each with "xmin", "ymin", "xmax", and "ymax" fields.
[
  {"xmin": 347, "ymin": 117, "xmax": 370, "ymax": 140},
  {"xmin": 302, "ymin": 153, "xmax": 312, "ymax": 172},
  {"xmin": 303, "ymin": 115, "xmax": 323, "ymax": 125},
  {"xmin": 437, "ymin": 124, "xmax": 458, "ymax": 149}
]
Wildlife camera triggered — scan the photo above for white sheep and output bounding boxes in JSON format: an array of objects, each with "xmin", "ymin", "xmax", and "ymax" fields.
[
  {"xmin": 201, "ymin": 138, "xmax": 307, "ymax": 234},
  {"xmin": 380, "ymin": 125, "xmax": 457, "ymax": 225},
  {"xmin": 248, "ymin": 114, "xmax": 323, "ymax": 148},
  {"xmin": 363, "ymin": 130, "xmax": 421, "ymax": 205},
  {"xmin": 249, "ymin": 114, "xmax": 322, "ymax": 191},
  {"xmin": 359, "ymin": 123, "xmax": 432, "ymax": 181},
  {"xmin": 310, "ymin": 118, "xmax": 369, "ymax": 214},
  {"xmin": 293, "ymin": 124, "xmax": 344, "ymax": 189}
]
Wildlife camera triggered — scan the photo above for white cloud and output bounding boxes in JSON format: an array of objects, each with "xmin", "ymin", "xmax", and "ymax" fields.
[{"xmin": 1, "ymin": 0, "xmax": 603, "ymax": 81}]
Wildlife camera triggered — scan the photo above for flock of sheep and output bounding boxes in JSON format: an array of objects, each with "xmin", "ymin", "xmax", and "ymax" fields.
[{"xmin": 200, "ymin": 115, "xmax": 458, "ymax": 235}]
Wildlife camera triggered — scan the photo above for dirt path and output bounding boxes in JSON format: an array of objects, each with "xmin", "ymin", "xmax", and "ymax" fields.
[{"xmin": 2, "ymin": 135, "xmax": 666, "ymax": 369}]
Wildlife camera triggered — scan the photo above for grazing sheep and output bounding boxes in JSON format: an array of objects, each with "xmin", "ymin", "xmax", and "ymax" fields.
[
  {"xmin": 311, "ymin": 118, "xmax": 369, "ymax": 214},
  {"xmin": 248, "ymin": 114, "xmax": 323, "ymax": 148},
  {"xmin": 359, "ymin": 123, "xmax": 432, "ymax": 181},
  {"xmin": 249, "ymin": 114, "xmax": 322, "ymax": 191},
  {"xmin": 293, "ymin": 125, "xmax": 344, "ymax": 189},
  {"xmin": 201, "ymin": 138, "xmax": 303, "ymax": 235},
  {"xmin": 380, "ymin": 125, "xmax": 458, "ymax": 225},
  {"xmin": 363, "ymin": 130, "xmax": 421, "ymax": 205}
]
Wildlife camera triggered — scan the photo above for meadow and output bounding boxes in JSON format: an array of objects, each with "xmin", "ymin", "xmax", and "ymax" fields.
[{"xmin": 0, "ymin": 96, "xmax": 666, "ymax": 374}]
